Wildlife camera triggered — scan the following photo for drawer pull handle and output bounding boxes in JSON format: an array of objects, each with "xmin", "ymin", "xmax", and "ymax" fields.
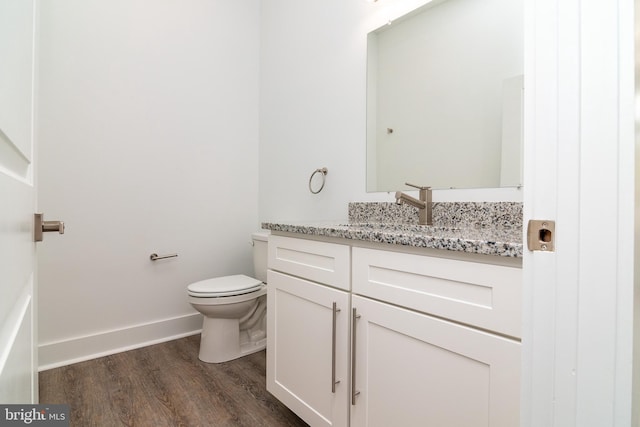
[
  {"xmin": 332, "ymin": 302, "xmax": 341, "ymax": 393},
  {"xmin": 351, "ymin": 307, "xmax": 361, "ymax": 405}
]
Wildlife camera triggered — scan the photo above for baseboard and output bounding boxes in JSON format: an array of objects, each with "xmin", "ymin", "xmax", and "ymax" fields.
[{"xmin": 38, "ymin": 313, "xmax": 203, "ymax": 371}]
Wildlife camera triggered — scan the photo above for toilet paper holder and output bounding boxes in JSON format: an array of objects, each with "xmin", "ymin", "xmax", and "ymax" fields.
[{"xmin": 150, "ymin": 253, "xmax": 178, "ymax": 261}]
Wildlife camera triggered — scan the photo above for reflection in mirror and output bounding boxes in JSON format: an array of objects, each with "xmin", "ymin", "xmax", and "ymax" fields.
[{"xmin": 366, "ymin": 0, "xmax": 523, "ymax": 192}]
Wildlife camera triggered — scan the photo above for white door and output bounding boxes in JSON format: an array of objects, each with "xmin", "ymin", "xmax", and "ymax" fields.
[
  {"xmin": 523, "ymin": 0, "xmax": 635, "ymax": 425},
  {"xmin": 0, "ymin": 0, "xmax": 38, "ymax": 403}
]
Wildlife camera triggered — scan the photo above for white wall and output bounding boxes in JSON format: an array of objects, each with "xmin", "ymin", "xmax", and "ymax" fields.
[
  {"xmin": 259, "ymin": 0, "xmax": 368, "ymax": 222},
  {"xmin": 37, "ymin": 0, "xmax": 260, "ymax": 369}
]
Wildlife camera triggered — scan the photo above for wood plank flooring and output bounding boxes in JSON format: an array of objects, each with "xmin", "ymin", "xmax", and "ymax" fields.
[{"xmin": 39, "ymin": 335, "xmax": 308, "ymax": 427}]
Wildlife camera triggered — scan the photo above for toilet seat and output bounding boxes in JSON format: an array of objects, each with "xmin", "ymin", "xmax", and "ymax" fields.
[{"xmin": 187, "ymin": 274, "xmax": 264, "ymax": 297}]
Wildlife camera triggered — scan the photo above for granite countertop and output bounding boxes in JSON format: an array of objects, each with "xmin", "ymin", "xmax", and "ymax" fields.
[{"xmin": 261, "ymin": 220, "xmax": 523, "ymax": 258}]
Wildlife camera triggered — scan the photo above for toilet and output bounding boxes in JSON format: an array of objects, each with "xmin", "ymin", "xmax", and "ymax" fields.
[{"xmin": 187, "ymin": 231, "xmax": 269, "ymax": 363}]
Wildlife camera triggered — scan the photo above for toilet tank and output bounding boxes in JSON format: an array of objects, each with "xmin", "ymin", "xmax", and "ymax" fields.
[{"xmin": 252, "ymin": 231, "xmax": 270, "ymax": 283}]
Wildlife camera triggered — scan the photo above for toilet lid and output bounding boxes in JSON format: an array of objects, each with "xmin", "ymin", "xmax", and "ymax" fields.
[{"xmin": 188, "ymin": 274, "xmax": 264, "ymax": 297}]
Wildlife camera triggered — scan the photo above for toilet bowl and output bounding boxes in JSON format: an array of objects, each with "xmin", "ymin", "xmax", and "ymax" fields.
[{"xmin": 187, "ymin": 231, "xmax": 269, "ymax": 363}]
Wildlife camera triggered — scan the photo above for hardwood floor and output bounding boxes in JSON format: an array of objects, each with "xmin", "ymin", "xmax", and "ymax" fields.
[{"xmin": 39, "ymin": 335, "xmax": 308, "ymax": 427}]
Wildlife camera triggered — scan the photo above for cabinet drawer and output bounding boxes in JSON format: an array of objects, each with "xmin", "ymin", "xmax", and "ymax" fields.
[
  {"xmin": 268, "ymin": 235, "xmax": 350, "ymax": 290},
  {"xmin": 352, "ymin": 247, "xmax": 522, "ymax": 338}
]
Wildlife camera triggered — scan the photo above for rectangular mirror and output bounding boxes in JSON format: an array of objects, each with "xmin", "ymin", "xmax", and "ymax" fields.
[{"xmin": 366, "ymin": 0, "xmax": 523, "ymax": 192}]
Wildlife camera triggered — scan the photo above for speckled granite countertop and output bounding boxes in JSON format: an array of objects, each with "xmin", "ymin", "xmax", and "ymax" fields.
[
  {"xmin": 261, "ymin": 202, "xmax": 524, "ymax": 258},
  {"xmin": 261, "ymin": 221, "xmax": 523, "ymax": 258}
]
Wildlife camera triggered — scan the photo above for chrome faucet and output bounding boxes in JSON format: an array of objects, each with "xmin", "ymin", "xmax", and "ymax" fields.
[{"xmin": 395, "ymin": 183, "xmax": 432, "ymax": 225}]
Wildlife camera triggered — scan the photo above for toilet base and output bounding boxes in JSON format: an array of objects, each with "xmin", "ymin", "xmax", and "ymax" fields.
[{"xmin": 198, "ymin": 314, "xmax": 267, "ymax": 363}]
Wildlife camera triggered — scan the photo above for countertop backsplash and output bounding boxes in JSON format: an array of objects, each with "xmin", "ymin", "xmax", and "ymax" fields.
[{"xmin": 348, "ymin": 202, "xmax": 523, "ymax": 230}]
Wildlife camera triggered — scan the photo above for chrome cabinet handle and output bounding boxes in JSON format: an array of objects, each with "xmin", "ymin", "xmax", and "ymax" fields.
[
  {"xmin": 351, "ymin": 307, "xmax": 361, "ymax": 405},
  {"xmin": 34, "ymin": 213, "xmax": 65, "ymax": 242},
  {"xmin": 332, "ymin": 302, "xmax": 341, "ymax": 393}
]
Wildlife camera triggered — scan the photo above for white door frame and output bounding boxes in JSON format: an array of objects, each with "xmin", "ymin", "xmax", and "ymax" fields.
[{"xmin": 522, "ymin": 0, "xmax": 636, "ymax": 425}]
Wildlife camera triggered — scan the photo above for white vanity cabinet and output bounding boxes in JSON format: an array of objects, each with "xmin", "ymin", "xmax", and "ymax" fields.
[
  {"xmin": 267, "ymin": 235, "xmax": 522, "ymax": 427},
  {"xmin": 267, "ymin": 235, "xmax": 351, "ymax": 427}
]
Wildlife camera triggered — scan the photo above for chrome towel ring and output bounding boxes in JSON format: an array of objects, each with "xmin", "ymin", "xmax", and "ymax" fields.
[{"xmin": 309, "ymin": 167, "xmax": 328, "ymax": 194}]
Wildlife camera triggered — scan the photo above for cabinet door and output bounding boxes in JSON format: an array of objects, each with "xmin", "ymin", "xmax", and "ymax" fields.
[
  {"xmin": 267, "ymin": 270, "xmax": 350, "ymax": 427},
  {"xmin": 351, "ymin": 295, "xmax": 520, "ymax": 427}
]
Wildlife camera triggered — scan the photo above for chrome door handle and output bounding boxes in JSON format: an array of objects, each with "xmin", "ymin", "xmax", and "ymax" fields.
[
  {"xmin": 351, "ymin": 307, "xmax": 361, "ymax": 405},
  {"xmin": 34, "ymin": 213, "xmax": 65, "ymax": 242},
  {"xmin": 331, "ymin": 302, "xmax": 341, "ymax": 393}
]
